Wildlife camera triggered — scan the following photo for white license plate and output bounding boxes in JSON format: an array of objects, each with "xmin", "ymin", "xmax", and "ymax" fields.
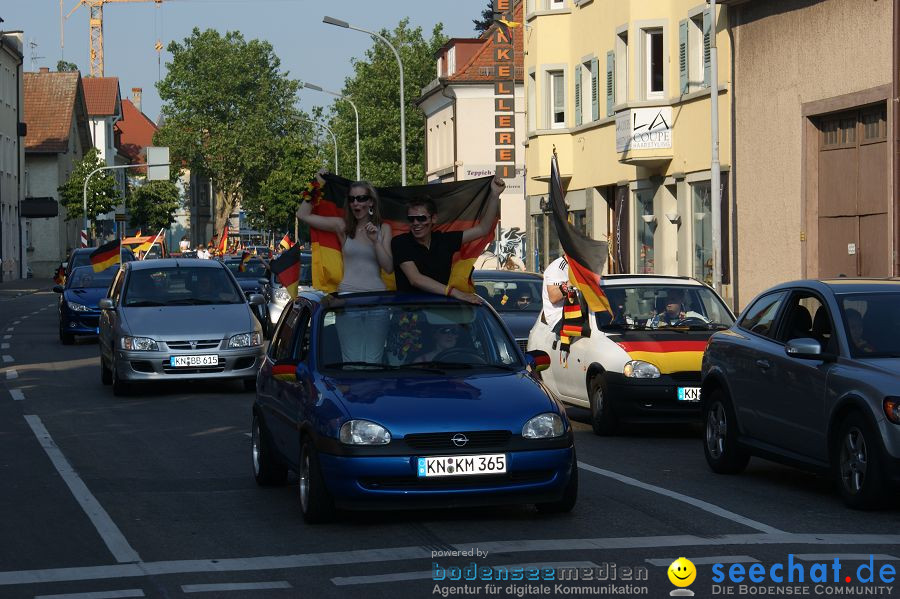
[
  {"xmin": 169, "ymin": 355, "xmax": 218, "ymax": 367},
  {"xmin": 417, "ymin": 454, "xmax": 507, "ymax": 477},
  {"xmin": 678, "ymin": 386, "xmax": 701, "ymax": 401}
]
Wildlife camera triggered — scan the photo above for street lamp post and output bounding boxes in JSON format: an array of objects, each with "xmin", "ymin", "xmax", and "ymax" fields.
[
  {"xmin": 300, "ymin": 118, "xmax": 339, "ymax": 175},
  {"xmin": 323, "ymin": 16, "xmax": 406, "ymax": 185},
  {"xmin": 304, "ymin": 81, "xmax": 361, "ymax": 180},
  {"xmin": 82, "ymin": 162, "xmax": 171, "ymax": 245},
  {"xmin": 709, "ymin": 0, "xmax": 722, "ymax": 295}
]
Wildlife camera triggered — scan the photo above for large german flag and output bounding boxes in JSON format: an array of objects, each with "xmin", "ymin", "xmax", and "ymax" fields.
[
  {"xmin": 615, "ymin": 338, "xmax": 708, "ymax": 374},
  {"xmin": 238, "ymin": 250, "xmax": 251, "ymax": 272},
  {"xmin": 216, "ymin": 224, "xmax": 229, "ymax": 256},
  {"xmin": 90, "ymin": 239, "xmax": 120, "ymax": 273},
  {"xmin": 547, "ymin": 154, "xmax": 612, "ymax": 314},
  {"xmin": 279, "ymin": 233, "xmax": 292, "ymax": 250},
  {"xmin": 315, "ymin": 174, "xmax": 497, "ymax": 293},
  {"xmin": 270, "ymin": 244, "xmax": 302, "ymax": 299}
]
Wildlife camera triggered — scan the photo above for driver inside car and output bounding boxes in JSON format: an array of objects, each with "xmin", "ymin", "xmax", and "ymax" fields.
[
  {"xmin": 415, "ymin": 325, "xmax": 460, "ymax": 362},
  {"xmin": 648, "ymin": 290, "xmax": 708, "ymax": 328}
]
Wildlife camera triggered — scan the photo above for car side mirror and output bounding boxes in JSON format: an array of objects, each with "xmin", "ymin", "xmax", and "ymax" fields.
[
  {"xmin": 525, "ymin": 349, "xmax": 551, "ymax": 373},
  {"xmin": 53, "ymin": 285, "xmax": 64, "ymax": 293},
  {"xmin": 785, "ymin": 337, "xmax": 833, "ymax": 361},
  {"xmin": 248, "ymin": 293, "xmax": 265, "ymax": 306},
  {"xmin": 98, "ymin": 298, "xmax": 115, "ymax": 310},
  {"xmin": 273, "ymin": 359, "xmax": 308, "ymax": 382}
]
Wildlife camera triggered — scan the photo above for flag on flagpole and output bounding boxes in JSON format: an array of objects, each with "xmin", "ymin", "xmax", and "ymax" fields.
[
  {"xmin": 216, "ymin": 224, "xmax": 229, "ymax": 256},
  {"xmin": 89, "ymin": 239, "xmax": 121, "ymax": 273},
  {"xmin": 270, "ymin": 244, "xmax": 302, "ymax": 299},
  {"xmin": 279, "ymin": 233, "xmax": 292, "ymax": 250},
  {"xmin": 134, "ymin": 229, "xmax": 142, "ymax": 237},
  {"xmin": 238, "ymin": 250, "xmax": 251, "ymax": 272},
  {"xmin": 547, "ymin": 153, "xmax": 612, "ymax": 314}
]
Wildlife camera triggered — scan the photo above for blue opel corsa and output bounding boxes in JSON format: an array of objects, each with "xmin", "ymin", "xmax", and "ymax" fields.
[
  {"xmin": 54, "ymin": 265, "xmax": 119, "ymax": 344},
  {"xmin": 251, "ymin": 291, "xmax": 577, "ymax": 522}
]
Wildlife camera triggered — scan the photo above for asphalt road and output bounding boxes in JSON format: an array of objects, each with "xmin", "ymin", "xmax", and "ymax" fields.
[{"xmin": 1, "ymin": 290, "xmax": 899, "ymax": 599}]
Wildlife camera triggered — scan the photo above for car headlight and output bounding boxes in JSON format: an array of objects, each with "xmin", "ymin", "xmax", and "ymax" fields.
[
  {"xmin": 623, "ymin": 360, "xmax": 660, "ymax": 378},
  {"xmin": 885, "ymin": 397, "xmax": 900, "ymax": 424},
  {"xmin": 274, "ymin": 287, "xmax": 291, "ymax": 302},
  {"xmin": 228, "ymin": 332, "xmax": 262, "ymax": 348},
  {"xmin": 66, "ymin": 301, "xmax": 91, "ymax": 312},
  {"xmin": 339, "ymin": 420, "xmax": 391, "ymax": 445},
  {"xmin": 121, "ymin": 336, "xmax": 158, "ymax": 351},
  {"xmin": 522, "ymin": 413, "xmax": 565, "ymax": 439}
]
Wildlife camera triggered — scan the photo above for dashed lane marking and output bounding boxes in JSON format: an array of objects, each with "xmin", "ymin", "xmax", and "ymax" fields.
[
  {"xmin": 6, "ymin": 327, "xmax": 13, "ymax": 332},
  {"xmin": 181, "ymin": 581, "xmax": 292, "ymax": 593},
  {"xmin": 1, "ymin": 343, "xmax": 8, "ymax": 349},
  {"xmin": 12, "ymin": 320, "xmax": 20, "ymax": 325},
  {"xmin": 10, "ymin": 389, "xmax": 24, "ymax": 401},
  {"xmin": 2, "ymin": 355, "xmax": 13, "ymax": 363},
  {"xmin": 645, "ymin": 555, "xmax": 759, "ymax": 567},
  {"xmin": 6, "ymin": 369, "xmax": 17, "ymax": 380},
  {"xmin": 3, "ymin": 335, "xmax": 10, "ymax": 340},
  {"xmin": 577, "ymin": 461, "xmax": 784, "ymax": 534},
  {"xmin": 35, "ymin": 590, "xmax": 145, "ymax": 599},
  {"xmin": 332, "ymin": 562, "xmax": 599, "ymax": 586},
  {"xmin": 23, "ymin": 415, "xmax": 141, "ymax": 564}
]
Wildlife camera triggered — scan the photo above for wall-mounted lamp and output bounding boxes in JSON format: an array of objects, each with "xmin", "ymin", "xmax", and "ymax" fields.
[
  {"xmin": 664, "ymin": 212, "xmax": 681, "ymax": 225},
  {"xmin": 641, "ymin": 214, "xmax": 657, "ymax": 224}
]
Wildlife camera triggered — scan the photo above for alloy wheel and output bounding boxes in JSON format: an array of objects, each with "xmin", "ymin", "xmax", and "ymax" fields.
[
  {"xmin": 706, "ymin": 402, "xmax": 727, "ymax": 459},
  {"xmin": 839, "ymin": 426, "xmax": 868, "ymax": 495}
]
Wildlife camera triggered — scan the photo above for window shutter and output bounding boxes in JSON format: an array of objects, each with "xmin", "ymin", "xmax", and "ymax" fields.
[
  {"xmin": 679, "ymin": 19, "xmax": 688, "ymax": 95},
  {"xmin": 606, "ymin": 50, "xmax": 615, "ymax": 117},
  {"xmin": 574, "ymin": 64, "xmax": 582, "ymax": 126},
  {"xmin": 703, "ymin": 8, "xmax": 712, "ymax": 88},
  {"xmin": 591, "ymin": 57, "xmax": 599, "ymax": 121}
]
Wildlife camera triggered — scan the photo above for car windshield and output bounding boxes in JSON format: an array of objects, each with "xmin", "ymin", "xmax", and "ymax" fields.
[
  {"xmin": 319, "ymin": 302, "xmax": 522, "ymax": 371},
  {"xmin": 123, "ymin": 266, "xmax": 244, "ymax": 306},
  {"xmin": 840, "ymin": 293, "xmax": 900, "ymax": 358},
  {"xmin": 594, "ymin": 284, "xmax": 735, "ymax": 330},
  {"xmin": 67, "ymin": 265, "xmax": 118, "ymax": 289},
  {"xmin": 474, "ymin": 277, "xmax": 542, "ymax": 313},
  {"xmin": 225, "ymin": 258, "xmax": 268, "ymax": 278}
]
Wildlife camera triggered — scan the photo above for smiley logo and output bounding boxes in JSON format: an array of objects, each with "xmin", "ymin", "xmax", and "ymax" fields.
[{"xmin": 668, "ymin": 557, "xmax": 696, "ymax": 588}]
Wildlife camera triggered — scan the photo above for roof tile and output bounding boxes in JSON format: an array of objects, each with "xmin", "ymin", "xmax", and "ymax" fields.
[
  {"xmin": 82, "ymin": 77, "xmax": 121, "ymax": 116},
  {"xmin": 24, "ymin": 72, "xmax": 81, "ymax": 153}
]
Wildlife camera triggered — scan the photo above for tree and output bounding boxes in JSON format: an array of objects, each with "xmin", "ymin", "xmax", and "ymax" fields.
[
  {"xmin": 127, "ymin": 180, "xmax": 181, "ymax": 232},
  {"xmin": 473, "ymin": 1, "xmax": 496, "ymax": 33},
  {"xmin": 154, "ymin": 28, "xmax": 300, "ymax": 229},
  {"xmin": 57, "ymin": 60, "xmax": 79, "ymax": 72},
  {"xmin": 57, "ymin": 148, "xmax": 119, "ymax": 231},
  {"xmin": 327, "ymin": 19, "xmax": 447, "ymax": 186}
]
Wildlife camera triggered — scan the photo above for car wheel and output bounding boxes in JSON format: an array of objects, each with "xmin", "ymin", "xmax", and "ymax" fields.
[
  {"xmin": 703, "ymin": 389, "xmax": 750, "ymax": 474},
  {"xmin": 536, "ymin": 455, "xmax": 578, "ymax": 514},
  {"xmin": 100, "ymin": 356, "xmax": 112, "ymax": 385},
  {"xmin": 251, "ymin": 413, "xmax": 288, "ymax": 486},
  {"xmin": 299, "ymin": 436, "xmax": 334, "ymax": 523},
  {"xmin": 834, "ymin": 412, "xmax": 886, "ymax": 510},
  {"xmin": 60, "ymin": 329, "xmax": 74, "ymax": 345},
  {"xmin": 588, "ymin": 376, "xmax": 617, "ymax": 436},
  {"xmin": 111, "ymin": 362, "xmax": 131, "ymax": 397}
]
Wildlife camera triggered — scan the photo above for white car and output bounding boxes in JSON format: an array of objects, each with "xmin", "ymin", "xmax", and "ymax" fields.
[{"xmin": 527, "ymin": 275, "xmax": 735, "ymax": 435}]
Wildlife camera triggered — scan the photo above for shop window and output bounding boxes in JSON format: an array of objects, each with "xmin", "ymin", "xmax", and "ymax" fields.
[
  {"xmin": 634, "ymin": 190, "xmax": 655, "ymax": 273},
  {"xmin": 692, "ymin": 181, "xmax": 712, "ymax": 285}
]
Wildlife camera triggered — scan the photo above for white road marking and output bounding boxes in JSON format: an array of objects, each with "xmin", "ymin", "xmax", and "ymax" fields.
[
  {"xmin": 1, "ymin": 343, "xmax": 9, "ymax": 349},
  {"xmin": 181, "ymin": 581, "xmax": 291, "ymax": 593},
  {"xmin": 2, "ymin": 355, "xmax": 13, "ymax": 363},
  {"xmin": 6, "ymin": 327, "xmax": 13, "ymax": 332},
  {"xmin": 332, "ymin": 562, "xmax": 599, "ymax": 586},
  {"xmin": 12, "ymin": 320, "xmax": 20, "ymax": 325},
  {"xmin": 35, "ymin": 590, "xmax": 145, "ymax": 599},
  {"xmin": 645, "ymin": 555, "xmax": 759, "ymax": 567},
  {"xmin": 10, "ymin": 389, "xmax": 24, "ymax": 401},
  {"xmin": 793, "ymin": 554, "xmax": 900, "ymax": 561},
  {"xmin": 23, "ymin": 415, "xmax": 141, "ymax": 564},
  {"xmin": 2, "ymin": 534, "xmax": 900, "ymax": 587},
  {"xmin": 577, "ymin": 461, "xmax": 783, "ymax": 534},
  {"xmin": 2, "ymin": 334, "xmax": 10, "ymax": 339},
  {"xmin": 6, "ymin": 369, "xmax": 17, "ymax": 380},
  {"xmin": 243, "ymin": 432, "xmax": 251, "ymax": 437}
]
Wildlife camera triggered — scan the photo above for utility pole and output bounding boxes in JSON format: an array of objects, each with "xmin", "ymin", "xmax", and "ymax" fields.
[{"xmin": 709, "ymin": 0, "xmax": 722, "ymax": 295}]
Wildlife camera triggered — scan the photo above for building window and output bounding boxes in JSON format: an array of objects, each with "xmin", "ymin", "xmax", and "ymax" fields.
[
  {"xmin": 643, "ymin": 28, "xmax": 664, "ymax": 99},
  {"xmin": 688, "ymin": 14, "xmax": 704, "ymax": 91},
  {"xmin": 692, "ymin": 181, "xmax": 713, "ymax": 286},
  {"xmin": 548, "ymin": 70, "xmax": 566, "ymax": 128},
  {"xmin": 447, "ymin": 47, "xmax": 456, "ymax": 76},
  {"xmin": 862, "ymin": 105, "xmax": 887, "ymax": 142},
  {"xmin": 634, "ymin": 190, "xmax": 655, "ymax": 273},
  {"xmin": 548, "ymin": 214, "xmax": 561, "ymax": 261},
  {"xmin": 571, "ymin": 210, "xmax": 587, "ymax": 235},
  {"xmin": 822, "ymin": 113, "xmax": 857, "ymax": 149},
  {"xmin": 437, "ymin": 56, "xmax": 443, "ymax": 78},
  {"xmin": 532, "ymin": 213, "xmax": 545, "ymax": 271},
  {"xmin": 615, "ymin": 30, "xmax": 628, "ymax": 105},
  {"xmin": 549, "ymin": 0, "xmax": 566, "ymax": 8},
  {"xmin": 528, "ymin": 72, "xmax": 536, "ymax": 132}
]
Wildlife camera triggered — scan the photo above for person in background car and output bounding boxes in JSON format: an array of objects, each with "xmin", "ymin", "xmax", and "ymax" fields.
[{"xmin": 845, "ymin": 308, "xmax": 875, "ymax": 354}]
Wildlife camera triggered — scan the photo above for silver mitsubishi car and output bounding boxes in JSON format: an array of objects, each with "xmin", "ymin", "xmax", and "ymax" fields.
[{"xmin": 98, "ymin": 259, "xmax": 266, "ymax": 395}]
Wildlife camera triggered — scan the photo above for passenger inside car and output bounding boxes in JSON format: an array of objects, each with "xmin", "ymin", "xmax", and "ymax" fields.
[{"xmin": 845, "ymin": 308, "xmax": 875, "ymax": 354}]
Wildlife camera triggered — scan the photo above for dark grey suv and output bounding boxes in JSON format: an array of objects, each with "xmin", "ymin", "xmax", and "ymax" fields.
[{"xmin": 700, "ymin": 279, "xmax": 900, "ymax": 509}]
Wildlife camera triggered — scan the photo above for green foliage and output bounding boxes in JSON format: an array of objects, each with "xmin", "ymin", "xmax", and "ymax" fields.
[
  {"xmin": 58, "ymin": 148, "xmax": 119, "ymax": 223},
  {"xmin": 154, "ymin": 28, "xmax": 301, "ymax": 225},
  {"xmin": 56, "ymin": 60, "xmax": 79, "ymax": 72},
  {"xmin": 327, "ymin": 19, "xmax": 447, "ymax": 186},
  {"xmin": 474, "ymin": 1, "xmax": 496, "ymax": 33},
  {"xmin": 127, "ymin": 180, "xmax": 182, "ymax": 232}
]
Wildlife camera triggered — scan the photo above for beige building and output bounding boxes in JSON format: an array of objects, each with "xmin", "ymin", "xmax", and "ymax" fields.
[
  {"xmin": 524, "ymin": 0, "xmax": 733, "ymax": 299},
  {"xmin": 0, "ymin": 32, "xmax": 24, "ymax": 281},
  {"xmin": 723, "ymin": 0, "xmax": 896, "ymax": 307}
]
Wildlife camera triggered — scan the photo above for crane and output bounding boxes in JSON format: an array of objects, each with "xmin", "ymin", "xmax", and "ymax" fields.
[{"xmin": 65, "ymin": 0, "xmax": 163, "ymax": 77}]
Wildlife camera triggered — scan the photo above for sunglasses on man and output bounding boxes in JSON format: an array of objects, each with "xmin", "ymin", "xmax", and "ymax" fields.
[{"xmin": 406, "ymin": 214, "xmax": 431, "ymax": 223}]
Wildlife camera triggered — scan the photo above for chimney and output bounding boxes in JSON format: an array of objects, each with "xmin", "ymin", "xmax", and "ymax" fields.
[
  {"xmin": 39, "ymin": 67, "xmax": 49, "ymax": 73},
  {"xmin": 131, "ymin": 87, "xmax": 142, "ymax": 112}
]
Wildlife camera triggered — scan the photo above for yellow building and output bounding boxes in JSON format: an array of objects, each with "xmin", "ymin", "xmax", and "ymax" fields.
[{"xmin": 524, "ymin": 0, "xmax": 733, "ymax": 301}]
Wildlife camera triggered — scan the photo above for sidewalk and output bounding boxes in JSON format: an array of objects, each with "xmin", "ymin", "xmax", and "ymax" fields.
[{"xmin": 0, "ymin": 277, "xmax": 54, "ymax": 301}]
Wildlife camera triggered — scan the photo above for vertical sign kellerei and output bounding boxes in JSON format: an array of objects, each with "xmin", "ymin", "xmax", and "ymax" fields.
[{"xmin": 493, "ymin": 0, "xmax": 516, "ymax": 179}]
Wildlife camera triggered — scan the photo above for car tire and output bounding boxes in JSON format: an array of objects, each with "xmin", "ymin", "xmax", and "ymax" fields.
[
  {"xmin": 100, "ymin": 356, "xmax": 112, "ymax": 385},
  {"xmin": 251, "ymin": 413, "xmax": 288, "ymax": 486},
  {"xmin": 536, "ymin": 455, "xmax": 578, "ymax": 514},
  {"xmin": 299, "ymin": 436, "xmax": 334, "ymax": 524},
  {"xmin": 588, "ymin": 375, "xmax": 617, "ymax": 436},
  {"xmin": 111, "ymin": 362, "xmax": 131, "ymax": 397},
  {"xmin": 833, "ymin": 412, "xmax": 887, "ymax": 510},
  {"xmin": 60, "ymin": 329, "xmax": 74, "ymax": 345},
  {"xmin": 703, "ymin": 389, "xmax": 750, "ymax": 474}
]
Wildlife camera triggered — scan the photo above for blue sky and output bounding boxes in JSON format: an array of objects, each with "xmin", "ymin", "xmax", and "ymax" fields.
[{"xmin": 4, "ymin": 0, "xmax": 489, "ymax": 120}]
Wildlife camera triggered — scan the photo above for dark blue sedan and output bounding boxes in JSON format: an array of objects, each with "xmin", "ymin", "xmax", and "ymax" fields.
[
  {"xmin": 54, "ymin": 265, "xmax": 119, "ymax": 344},
  {"xmin": 251, "ymin": 291, "xmax": 576, "ymax": 522}
]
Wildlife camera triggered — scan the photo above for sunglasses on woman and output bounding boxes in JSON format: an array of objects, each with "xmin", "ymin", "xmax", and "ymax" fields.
[
  {"xmin": 407, "ymin": 214, "xmax": 430, "ymax": 223},
  {"xmin": 437, "ymin": 327, "xmax": 458, "ymax": 335},
  {"xmin": 348, "ymin": 194, "xmax": 371, "ymax": 204}
]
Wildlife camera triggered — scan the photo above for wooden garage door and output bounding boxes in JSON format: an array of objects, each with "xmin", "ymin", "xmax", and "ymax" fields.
[{"xmin": 817, "ymin": 104, "xmax": 889, "ymax": 277}]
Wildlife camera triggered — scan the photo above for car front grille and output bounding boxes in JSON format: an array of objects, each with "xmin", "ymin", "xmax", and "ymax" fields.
[
  {"xmin": 669, "ymin": 371, "xmax": 702, "ymax": 382},
  {"xmin": 358, "ymin": 470, "xmax": 554, "ymax": 490},
  {"xmin": 166, "ymin": 340, "xmax": 221, "ymax": 350},
  {"xmin": 517, "ymin": 339, "xmax": 528, "ymax": 353},
  {"xmin": 404, "ymin": 430, "xmax": 512, "ymax": 450}
]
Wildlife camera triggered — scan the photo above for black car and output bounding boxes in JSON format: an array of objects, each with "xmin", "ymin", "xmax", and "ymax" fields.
[
  {"xmin": 473, "ymin": 270, "xmax": 543, "ymax": 353},
  {"xmin": 223, "ymin": 255, "xmax": 271, "ymax": 334}
]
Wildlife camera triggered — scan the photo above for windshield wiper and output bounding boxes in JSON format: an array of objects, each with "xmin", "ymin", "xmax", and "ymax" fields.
[
  {"xmin": 125, "ymin": 301, "xmax": 165, "ymax": 307},
  {"xmin": 405, "ymin": 361, "xmax": 473, "ymax": 370},
  {"xmin": 322, "ymin": 361, "xmax": 398, "ymax": 370},
  {"xmin": 165, "ymin": 298, "xmax": 215, "ymax": 305}
]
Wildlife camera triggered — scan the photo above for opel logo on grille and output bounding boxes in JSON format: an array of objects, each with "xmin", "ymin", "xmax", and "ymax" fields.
[
  {"xmin": 189, "ymin": 341, "xmax": 197, "ymax": 350},
  {"xmin": 451, "ymin": 433, "xmax": 469, "ymax": 447}
]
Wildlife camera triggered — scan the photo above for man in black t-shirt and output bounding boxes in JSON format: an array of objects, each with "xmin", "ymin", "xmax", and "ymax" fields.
[{"xmin": 392, "ymin": 177, "xmax": 505, "ymax": 303}]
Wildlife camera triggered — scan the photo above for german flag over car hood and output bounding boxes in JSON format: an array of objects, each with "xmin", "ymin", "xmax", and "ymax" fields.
[{"xmin": 610, "ymin": 330, "xmax": 712, "ymax": 374}]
